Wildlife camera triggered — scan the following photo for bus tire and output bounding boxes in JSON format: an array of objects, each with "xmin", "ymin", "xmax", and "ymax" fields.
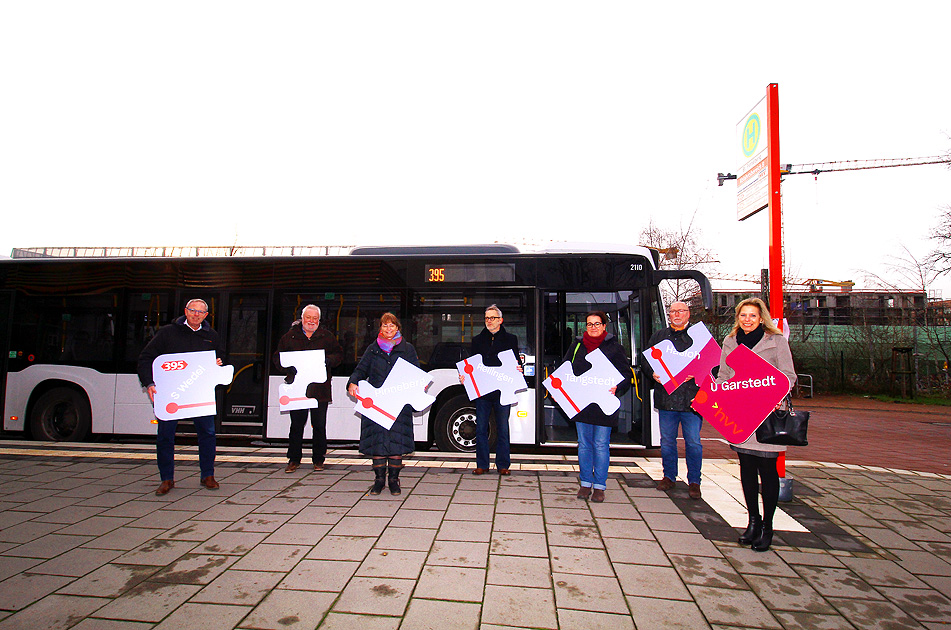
[
  {"xmin": 433, "ymin": 394, "xmax": 495, "ymax": 453},
  {"xmin": 29, "ymin": 388, "xmax": 91, "ymax": 442}
]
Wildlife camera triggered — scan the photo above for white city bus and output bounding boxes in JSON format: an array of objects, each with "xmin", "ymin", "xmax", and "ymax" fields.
[{"xmin": 0, "ymin": 243, "xmax": 711, "ymax": 450}]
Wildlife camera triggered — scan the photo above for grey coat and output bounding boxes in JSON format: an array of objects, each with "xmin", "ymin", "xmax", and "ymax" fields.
[{"xmin": 717, "ymin": 332, "xmax": 797, "ymax": 456}]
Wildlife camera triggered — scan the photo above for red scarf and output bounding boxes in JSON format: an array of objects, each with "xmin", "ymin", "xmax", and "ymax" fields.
[{"xmin": 582, "ymin": 331, "xmax": 605, "ymax": 353}]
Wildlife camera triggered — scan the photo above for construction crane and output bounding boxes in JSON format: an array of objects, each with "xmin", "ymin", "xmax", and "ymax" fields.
[
  {"xmin": 708, "ymin": 273, "xmax": 855, "ymax": 292},
  {"xmin": 717, "ymin": 154, "xmax": 950, "ymax": 185}
]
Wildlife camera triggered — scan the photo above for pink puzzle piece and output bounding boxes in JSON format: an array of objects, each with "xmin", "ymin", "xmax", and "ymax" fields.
[
  {"xmin": 352, "ymin": 358, "xmax": 435, "ymax": 430},
  {"xmin": 457, "ymin": 349, "xmax": 527, "ymax": 405},
  {"xmin": 278, "ymin": 350, "xmax": 328, "ymax": 411},
  {"xmin": 691, "ymin": 344, "xmax": 790, "ymax": 444},
  {"xmin": 643, "ymin": 322, "xmax": 721, "ymax": 393},
  {"xmin": 152, "ymin": 350, "xmax": 234, "ymax": 421},
  {"xmin": 543, "ymin": 349, "xmax": 625, "ymax": 419}
]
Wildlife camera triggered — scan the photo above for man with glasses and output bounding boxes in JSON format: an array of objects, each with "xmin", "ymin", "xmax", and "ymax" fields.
[
  {"xmin": 464, "ymin": 305, "xmax": 521, "ymax": 475},
  {"xmin": 138, "ymin": 298, "xmax": 224, "ymax": 496},
  {"xmin": 642, "ymin": 301, "xmax": 704, "ymax": 499}
]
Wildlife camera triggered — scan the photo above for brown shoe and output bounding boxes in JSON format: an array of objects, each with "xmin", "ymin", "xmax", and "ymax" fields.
[
  {"xmin": 688, "ymin": 483, "xmax": 702, "ymax": 500},
  {"xmin": 498, "ymin": 468, "xmax": 511, "ymax": 476},
  {"xmin": 155, "ymin": 480, "xmax": 174, "ymax": 496},
  {"xmin": 472, "ymin": 468, "xmax": 487, "ymax": 475},
  {"xmin": 313, "ymin": 463, "xmax": 324, "ymax": 471},
  {"xmin": 200, "ymin": 476, "xmax": 219, "ymax": 490},
  {"xmin": 577, "ymin": 486, "xmax": 592, "ymax": 500},
  {"xmin": 285, "ymin": 461, "xmax": 299, "ymax": 474},
  {"xmin": 591, "ymin": 489, "xmax": 605, "ymax": 503},
  {"xmin": 656, "ymin": 477, "xmax": 675, "ymax": 491}
]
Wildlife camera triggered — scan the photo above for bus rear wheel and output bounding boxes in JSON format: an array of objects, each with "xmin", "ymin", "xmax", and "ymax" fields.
[
  {"xmin": 30, "ymin": 388, "xmax": 91, "ymax": 442},
  {"xmin": 433, "ymin": 394, "xmax": 495, "ymax": 453}
]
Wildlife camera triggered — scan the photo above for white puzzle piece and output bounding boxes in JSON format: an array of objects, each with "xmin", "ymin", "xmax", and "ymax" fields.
[
  {"xmin": 642, "ymin": 322, "xmax": 721, "ymax": 394},
  {"xmin": 456, "ymin": 349, "xmax": 528, "ymax": 405},
  {"xmin": 352, "ymin": 357, "xmax": 436, "ymax": 430},
  {"xmin": 278, "ymin": 350, "xmax": 328, "ymax": 411},
  {"xmin": 543, "ymin": 348, "xmax": 625, "ymax": 418},
  {"xmin": 152, "ymin": 350, "xmax": 234, "ymax": 421}
]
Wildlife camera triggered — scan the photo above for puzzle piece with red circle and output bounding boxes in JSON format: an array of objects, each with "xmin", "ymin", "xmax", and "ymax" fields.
[
  {"xmin": 152, "ymin": 350, "xmax": 234, "ymax": 421},
  {"xmin": 456, "ymin": 349, "xmax": 527, "ymax": 405},
  {"xmin": 690, "ymin": 344, "xmax": 790, "ymax": 444},
  {"xmin": 543, "ymin": 348, "xmax": 625, "ymax": 419},
  {"xmin": 352, "ymin": 357, "xmax": 436, "ymax": 430},
  {"xmin": 278, "ymin": 350, "xmax": 328, "ymax": 412},
  {"xmin": 642, "ymin": 322, "xmax": 721, "ymax": 394}
]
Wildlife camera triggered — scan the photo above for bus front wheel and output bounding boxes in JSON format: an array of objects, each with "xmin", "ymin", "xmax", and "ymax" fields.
[
  {"xmin": 433, "ymin": 395, "xmax": 495, "ymax": 453},
  {"xmin": 29, "ymin": 388, "xmax": 91, "ymax": 442}
]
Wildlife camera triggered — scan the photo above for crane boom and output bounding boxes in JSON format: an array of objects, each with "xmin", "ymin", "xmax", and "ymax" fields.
[{"xmin": 782, "ymin": 155, "xmax": 950, "ymax": 176}]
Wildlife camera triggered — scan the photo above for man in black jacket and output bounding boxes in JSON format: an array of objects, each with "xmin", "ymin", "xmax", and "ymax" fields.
[
  {"xmin": 138, "ymin": 299, "xmax": 224, "ymax": 496},
  {"xmin": 272, "ymin": 304, "xmax": 344, "ymax": 473},
  {"xmin": 465, "ymin": 305, "xmax": 520, "ymax": 475},
  {"xmin": 642, "ymin": 301, "xmax": 703, "ymax": 499}
]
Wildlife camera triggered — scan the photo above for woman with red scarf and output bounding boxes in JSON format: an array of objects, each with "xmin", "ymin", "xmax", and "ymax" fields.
[
  {"xmin": 347, "ymin": 313, "xmax": 420, "ymax": 496},
  {"xmin": 565, "ymin": 311, "xmax": 632, "ymax": 502}
]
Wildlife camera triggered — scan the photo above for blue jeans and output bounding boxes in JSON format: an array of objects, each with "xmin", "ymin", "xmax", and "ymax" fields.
[
  {"xmin": 659, "ymin": 410, "xmax": 703, "ymax": 485},
  {"xmin": 576, "ymin": 422, "xmax": 611, "ymax": 490},
  {"xmin": 157, "ymin": 414, "xmax": 216, "ymax": 481},
  {"xmin": 475, "ymin": 391, "xmax": 511, "ymax": 470}
]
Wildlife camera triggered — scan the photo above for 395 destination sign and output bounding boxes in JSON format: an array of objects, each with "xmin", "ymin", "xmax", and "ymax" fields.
[{"xmin": 424, "ymin": 263, "xmax": 515, "ymax": 284}]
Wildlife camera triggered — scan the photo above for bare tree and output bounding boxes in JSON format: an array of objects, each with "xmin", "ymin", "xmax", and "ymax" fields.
[
  {"xmin": 929, "ymin": 204, "xmax": 951, "ymax": 276},
  {"xmin": 639, "ymin": 211, "xmax": 717, "ymax": 306}
]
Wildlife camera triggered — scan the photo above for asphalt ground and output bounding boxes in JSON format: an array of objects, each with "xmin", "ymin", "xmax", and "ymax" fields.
[{"xmin": 0, "ymin": 394, "xmax": 948, "ymax": 629}]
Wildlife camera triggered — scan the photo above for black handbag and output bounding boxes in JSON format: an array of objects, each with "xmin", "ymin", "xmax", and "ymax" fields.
[{"xmin": 756, "ymin": 397, "xmax": 809, "ymax": 446}]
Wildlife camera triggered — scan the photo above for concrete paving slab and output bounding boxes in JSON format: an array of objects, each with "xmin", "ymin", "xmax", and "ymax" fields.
[
  {"xmin": 414, "ymin": 564, "xmax": 485, "ymax": 601},
  {"xmin": 481, "ymin": 584, "xmax": 557, "ymax": 629},
  {"xmin": 152, "ymin": 602, "xmax": 252, "ymax": 630},
  {"xmin": 238, "ymin": 588, "xmax": 336, "ymax": 629},
  {"xmin": 400, "ymin": 598, "xmax": 481, "ymax": 630},
  {"xmin": 0, "ymin": 593, "xmax": 109, "ymax": 630}
]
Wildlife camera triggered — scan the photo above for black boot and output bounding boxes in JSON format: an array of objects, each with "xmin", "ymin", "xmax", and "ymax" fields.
[
  {"xmin": 752, "ymin": 523, "xmax": 773, "ymax": 552},
  {"xmin": 738, "ymin": 515, "xmax": 762, "ymax": 545},
  {"xmin": 388, "ymin": 465, "xmax": 402, "ymax": 495},
  {"xmin": 369, "ymin": 466, "xmax": 386, "ymax": 495}
]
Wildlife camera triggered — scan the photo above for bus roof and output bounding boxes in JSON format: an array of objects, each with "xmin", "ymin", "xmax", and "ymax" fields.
[{"xmin": 11, "ymin": 242, "xmax": 658, "ymax": 260}]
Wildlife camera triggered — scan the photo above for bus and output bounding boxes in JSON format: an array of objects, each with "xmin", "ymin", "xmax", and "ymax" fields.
[{"xmin": 0, "ymin": 243, "xmax": 711, "ymax": 451}]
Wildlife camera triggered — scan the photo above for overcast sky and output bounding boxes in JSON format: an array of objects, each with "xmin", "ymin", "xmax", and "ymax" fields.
[{"xmin": 2, "ymin": 2, "xmax": 949, "ymax": 294}]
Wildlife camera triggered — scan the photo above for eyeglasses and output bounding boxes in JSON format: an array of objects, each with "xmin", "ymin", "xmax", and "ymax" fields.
[
  {"xmin": 186, "ymin": 308, "xmax": 208, "ymax": 315},
  {"xmin": 485, "ymin": 316, "xmax": 501, "ymax": 321},
  {"xmin": 585, "ymin": 322, "xmax": 604, "ymax": 329},
  {"xmin": 669, "ymin": 309, "xmax": 689, "ymax": 314}
]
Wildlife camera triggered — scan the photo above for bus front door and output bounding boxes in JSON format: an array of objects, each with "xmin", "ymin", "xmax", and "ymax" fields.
[{"xmin": 221, "ymin": 292, "xmax": 270, "ymax": 436}]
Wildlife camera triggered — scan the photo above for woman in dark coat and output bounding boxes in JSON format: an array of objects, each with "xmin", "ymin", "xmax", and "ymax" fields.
[
  {"xmin": 715, "ymin": 298, "xmax": 796, "ymax": 552},
  {"xmin": 347, "ymin": 313, "xmax": 418, "ymax": 495},
  {"xmin": 566, "ymin": 310, "xmax": 631, "ymax": 503}
]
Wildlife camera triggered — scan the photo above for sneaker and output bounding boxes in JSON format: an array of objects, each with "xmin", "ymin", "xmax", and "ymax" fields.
[
  {"xmin": 688, "ymin": 483, "xmax": 702, "ymax": 500},
  {"xmin": 656, "ymin": 477, "xmax": 675, "ymax": 491}
]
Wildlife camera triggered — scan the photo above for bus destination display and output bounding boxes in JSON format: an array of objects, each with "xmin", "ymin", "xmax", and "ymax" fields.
[{"xmin": 425, "ymin": 263, "xmax": 515, "ymax": 284}]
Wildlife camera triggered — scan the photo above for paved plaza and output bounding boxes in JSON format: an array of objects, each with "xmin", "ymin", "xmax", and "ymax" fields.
[{"xmin": 0, "ymin": 440, "xmax": 950, "ymax": 629}]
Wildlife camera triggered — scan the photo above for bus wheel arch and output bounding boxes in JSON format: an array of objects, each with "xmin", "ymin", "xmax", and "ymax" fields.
[
  {"xmin": 27, "ymin": 382, "xmax": 92, "ymax": 442},
  {"xmin": 432, "ymin": 392, "xmax": 495, "ymax": 453}
]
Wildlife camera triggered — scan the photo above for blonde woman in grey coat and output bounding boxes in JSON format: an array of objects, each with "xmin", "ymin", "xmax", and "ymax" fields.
[{"xmin": 716, "ymin": 298, "xmax": 796, "ymax": 552}]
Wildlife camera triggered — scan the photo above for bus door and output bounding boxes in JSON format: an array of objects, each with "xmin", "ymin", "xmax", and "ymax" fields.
[
  {"xmin": 0, "ymin": 290, "xmax": 11, "ymax": 422},
  {"xmin": 220, "ymin": 292, "xmax": 270, "ymax": 435},
  {"xmin": 540, "ymin": 291, "xmax": 642, "ymax": 445}
]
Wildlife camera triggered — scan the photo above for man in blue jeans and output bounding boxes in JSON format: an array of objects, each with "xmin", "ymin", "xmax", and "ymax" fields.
[
  {"xmin": 463, "ymin": 304, "xmax": 521, "ymax": 475},
  {"xmin": 138, "ymin": 299, "xmax": 225, "ymax": 496},
  {"xmin": 643, "ymin": 301, "xmax": 703, "ymax": 499}
]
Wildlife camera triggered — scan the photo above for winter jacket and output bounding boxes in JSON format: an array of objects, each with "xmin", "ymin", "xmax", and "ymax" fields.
[
  {"xmin": 348, "ymin": 338, "xmax": 420, "ymax": 457},
  {"xmin": 562, "ymin": 334, "xmax": 632, "ymax": 428},
  {"xmin": 272, "ymin": 322, "xmax": 344, "ymax": 402},
  {"xmin": 137, "ymin": 316, "xmax": 223, "ymax": 388},
  {"xmin": 717, "ymin": 332, "xmax": 797, "ymax": 456},
  {"xmin": 642, "ymin": 324, "xmax": 701, "ymax": 412}
]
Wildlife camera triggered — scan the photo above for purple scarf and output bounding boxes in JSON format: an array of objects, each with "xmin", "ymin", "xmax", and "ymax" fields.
[{"xmin": 377, "ymin": 331, "xmax": 402, "ymax": 354}]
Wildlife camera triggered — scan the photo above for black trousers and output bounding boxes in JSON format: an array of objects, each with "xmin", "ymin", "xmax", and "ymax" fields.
[
  {"xmin": 738, "ymin": 451, "xmax": 780, "ymax": 526},
  {"xmin": 287, "ymin": 402, "xmax": 329, "ymax": 465}
]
